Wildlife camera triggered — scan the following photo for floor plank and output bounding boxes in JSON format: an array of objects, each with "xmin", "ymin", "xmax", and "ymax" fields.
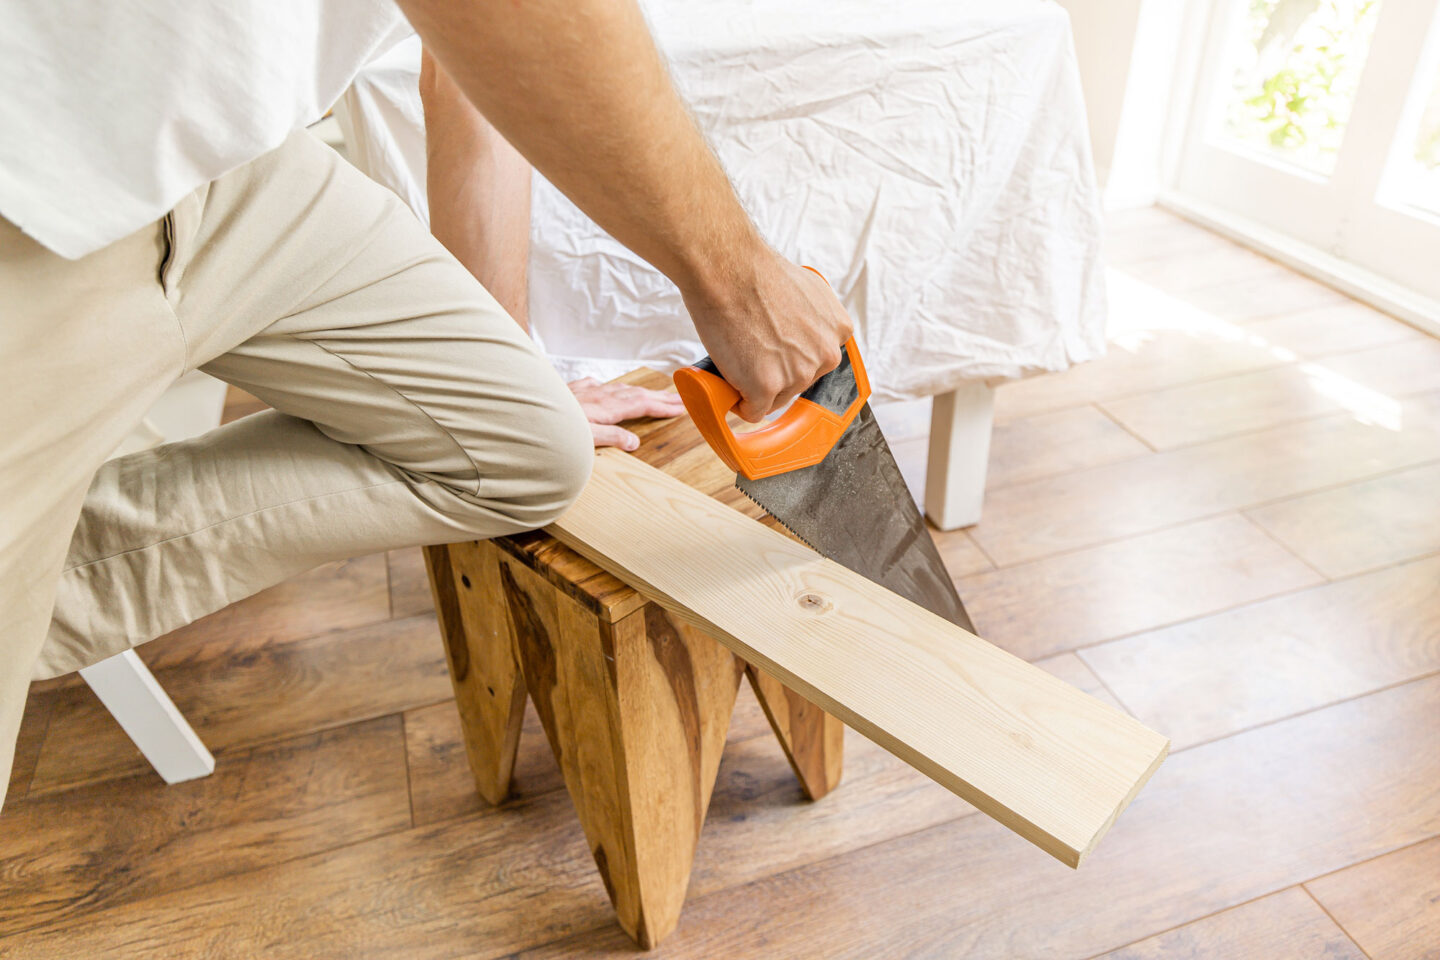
[
  {"xmin": 986, "ymin": 406, "xmax": 1150, "ymax": 489},
  {"xmin": 138, "ymin": 555, "xmax": 391, "ymax": 672},
  {"xmin": 1080, "ymin": 553, "xmax": 1440, "ymax": 749},
  {"xmin": 972, "ymin": 391, "xmax": 1440, "ymax": 565},
  {"xmin": 1246, "ymin": 461, "xmax": 1440, "ymax": 578},
  {"xmin": 1116, "ymin": 242, "xmax": 1291, "ymax": 296},
  {"xmin": 5, "ymin": 694, "xmax": 52, "ymax": 802},
  {"xmin": 28, "ymin": 614, "xmax": 451, "ymax": 794},
  {"xmin": 1095, "ymin": 887, "xmax": 1365, "ymax": 960},
  {"xmin": 0, "ymin": 724, "xmax": 973, "ymax": 959},
  {"xmin": 1094, "ymin": 362, "xmax": 1388, "ymax": 451},
  {"xmin": 1246, "ymin": 300, "xmax": 1425, "ymax": 358},
  {"xmin": 517, "ymin": 675, "xmax": 1440, "ymax": 959},
  {"xmin": 933, "ymin": 527, "xmax": 993, "ymax": 579},
  {"xmin": 387, "ymin": 547, "xmax": 435, "ymax": 619},
  {"xmin": 1307, "ymin": 836, "xmax": 1440, "ymax": 960},
  {"xmin": 960, "ymin": 514, "xmax": 1322, "ymax": 659},
  {"xmin": 0, "ymin": 717, "xmax": 410, "ymax": 937}
]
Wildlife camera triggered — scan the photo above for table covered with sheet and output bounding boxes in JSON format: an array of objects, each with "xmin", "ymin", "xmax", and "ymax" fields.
[{"xmin": 338, "ymin": 0, "xmax": 1106, "ymax": 401}]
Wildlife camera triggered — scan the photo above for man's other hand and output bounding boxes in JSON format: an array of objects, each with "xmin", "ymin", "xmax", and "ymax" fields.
[
  {"xmin": 684, "ymin": 251, "xmax": 854, "ymax": 423},
  {"xmin": 569, "ymin": 378, "xmax": 687, "ymax": 450}
]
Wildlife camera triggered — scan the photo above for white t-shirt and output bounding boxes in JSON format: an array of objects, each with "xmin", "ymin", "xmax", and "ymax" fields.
[{"xmin": 0, "ymin": 1, "xmax": 410, "ymax": 259}]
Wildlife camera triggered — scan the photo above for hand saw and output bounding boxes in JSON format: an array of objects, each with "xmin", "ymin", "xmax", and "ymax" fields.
[{"xmin": 674, "ymin": 332, "xmax": 975, "ymax": 633}]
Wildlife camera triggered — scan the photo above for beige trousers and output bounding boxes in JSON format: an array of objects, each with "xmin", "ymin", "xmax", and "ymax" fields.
[{"xmin": 0, "ymin": 130, "xmax": 592, "ymax": 809}]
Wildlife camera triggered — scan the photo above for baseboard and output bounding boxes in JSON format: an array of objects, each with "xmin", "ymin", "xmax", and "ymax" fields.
[{"xmin": 1157, "ymin": 190, "xmax": 1440, "ymax": 338}]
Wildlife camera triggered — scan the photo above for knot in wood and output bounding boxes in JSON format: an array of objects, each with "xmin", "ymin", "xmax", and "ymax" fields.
[{"xmin": 796, "ymin": 592, "xmax": 833, "ymax": 614}]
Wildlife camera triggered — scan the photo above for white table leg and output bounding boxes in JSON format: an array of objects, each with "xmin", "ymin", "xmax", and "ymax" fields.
[
  {"xmin": 79, "ymin": 649, "xmax": 215, "ymax": 784},
  {"xmin": 924, "ymin": 382, "xmax": 996, "ymax": 531}
]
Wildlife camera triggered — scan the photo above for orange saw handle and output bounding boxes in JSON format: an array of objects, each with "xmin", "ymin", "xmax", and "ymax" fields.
[{"xmin": 674, "ymin": 335, "xmax": 870, "ymax": 481}]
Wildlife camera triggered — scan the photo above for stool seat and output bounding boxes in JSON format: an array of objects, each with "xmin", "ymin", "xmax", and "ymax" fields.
[{"xmin": 424, "ymin": 368, "xmax": 844, "ymax": 949}]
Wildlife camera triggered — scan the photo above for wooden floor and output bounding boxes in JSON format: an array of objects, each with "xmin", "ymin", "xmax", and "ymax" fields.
[{"xmin": 4, "ymin": 208, "xmax": 1440, "ymax": 958}]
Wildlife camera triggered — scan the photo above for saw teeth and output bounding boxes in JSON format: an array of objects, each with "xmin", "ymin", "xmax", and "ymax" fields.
[{"xmin": 735, "ymin": 484, "xmax": 821, "ymax": 553}]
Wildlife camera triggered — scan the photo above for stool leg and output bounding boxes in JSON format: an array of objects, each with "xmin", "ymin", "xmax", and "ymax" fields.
[
  {"xmin": 498, "ymin": 555, "xmax": 740, "ymax": 949},
  {"xmin": 425, "ymin": 541, "xmax": 527, "ymax": 806},
  {"xmin": 745, "ymin": 666, "xmax": 844, "ymax": 800},
  {"xmin": 924, "ymin": 382, "xmax": 996, "ymax": 530}
]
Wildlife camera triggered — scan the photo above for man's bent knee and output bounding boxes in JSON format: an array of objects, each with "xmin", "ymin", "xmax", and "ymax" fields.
[{"xmin": 446, "ymin": 383, "xmax": 592, "ymax": 536}]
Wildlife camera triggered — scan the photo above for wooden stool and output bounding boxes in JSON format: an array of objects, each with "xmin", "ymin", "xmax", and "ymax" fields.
[{"xmin": 423, "ymin": 369, "xmax": 845, "ymax": 948}]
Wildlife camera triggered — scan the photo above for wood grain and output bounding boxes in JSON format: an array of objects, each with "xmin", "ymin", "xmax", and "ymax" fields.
[
  {"xmin": 28, "ymin": 613, "xmax": 452, "ymax": 794},
  {"xmin": 1247, "ymin": 461, "xmax": 1440, "ymax": 577},
  {"xmin": 1032, "ymin": 653, "xmax": 1127, "ymax": 713},
  {"xmin": 959, "ymin": 514, "xmax": 1322, "ymax": 659},
  {"xmin": 517, "ymin": 675, "xmax": 1440, "ymax": 959},
  {"xmin": 499, "ymin": 554, "xmax": 743, "ymax": 946},
  {"xmin": 1080, "ymin": 552, "xmax": 1440, "ymax": 748},
  {"xmin": 1307, "ymin": 836, "xmax": 1440, "ymax": 960},
  {"xmin": 425, "ymin": 540, "xmax": 527, "ymax": 805},
  {"xmin": 972, "ymin": 391, "xmax": 1440, "ymax": 565},
  {"xmin": 0, "ymin": 717, "xmax": 409, "ymax": 937},
  {"xmin": 546, "ymin": 450, "xmax": 1169, "ymax": 867},
  {"xmin": 1096, "ymin": 888, "xmax": 1365, "ymax": 960}
]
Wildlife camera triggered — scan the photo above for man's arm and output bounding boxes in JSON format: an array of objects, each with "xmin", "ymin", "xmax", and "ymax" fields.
[
  {"xmin": 420, "ymin": 49, "xmax": 686, "ymax": 450},
  {"xmin": 420, "ymin": 49, "xmax": 532, "ymax": 329},
  {"xmin": 397, "ymin": 0, "xmax": 852, "ymax": 422}
]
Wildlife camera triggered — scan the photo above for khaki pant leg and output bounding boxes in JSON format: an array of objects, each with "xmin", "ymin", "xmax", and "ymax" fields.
[
  {"xmin": 39, "ymin": 130, "xmax": 591, "ymax": 678},
  {"xmin": 0, "ymin": 215, "xmax": 185, "ymax": 808}
]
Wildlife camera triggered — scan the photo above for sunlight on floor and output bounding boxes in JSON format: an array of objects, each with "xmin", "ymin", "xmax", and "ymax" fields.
[{"xmin": 1107, "ymin": 268, "xmax": 1404, "ymax": 430}]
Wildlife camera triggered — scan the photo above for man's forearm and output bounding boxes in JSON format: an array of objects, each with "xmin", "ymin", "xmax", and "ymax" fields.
[
  {"xmin": 420, "ymin": 49, "xmax": 532, "ymax": 329},
  {"xmin": 398, "ymin": 0, "xmax": 762, "ymax": 305}
]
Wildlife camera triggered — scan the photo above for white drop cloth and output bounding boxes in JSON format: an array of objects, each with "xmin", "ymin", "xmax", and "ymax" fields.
[{"xmin": 336, "ymin": 0, "xmax": 1106, "ymax": 401}]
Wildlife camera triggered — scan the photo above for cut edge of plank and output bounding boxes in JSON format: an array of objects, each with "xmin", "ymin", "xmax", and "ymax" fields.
[{"xmin": 547, "ymin": 450, "xmax": 1170, "ymax": 868}]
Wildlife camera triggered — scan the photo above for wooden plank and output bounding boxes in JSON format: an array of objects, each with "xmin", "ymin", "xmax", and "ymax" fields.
[
  {"xmin": 545, "ymin": 450, "xmax": 1169, "ymax": 867},
  {"xmin": 1097, "ymin": 888, "xmax": 1365, "ymax": 960},
  {"xmin": 959, "ymin": 514, "xmax": 1322, "ymax": 659},
  {"xmin": 1080, "ymin": 552, "xmax": 1440, "ymax": 749},
  {"xmin": 1307, "ymin": 836, "xmax": 1440, "ymax": 960}
]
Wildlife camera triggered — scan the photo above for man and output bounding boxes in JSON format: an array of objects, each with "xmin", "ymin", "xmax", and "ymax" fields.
[{"xmin": 0, "ymin": 0, "xmax": 851, "ymax": 810}]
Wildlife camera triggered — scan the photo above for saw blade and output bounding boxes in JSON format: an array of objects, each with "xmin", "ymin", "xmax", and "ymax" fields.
[{"xmin": 738, "ymin": 403, "xmax": 975, "ymax": 632}]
